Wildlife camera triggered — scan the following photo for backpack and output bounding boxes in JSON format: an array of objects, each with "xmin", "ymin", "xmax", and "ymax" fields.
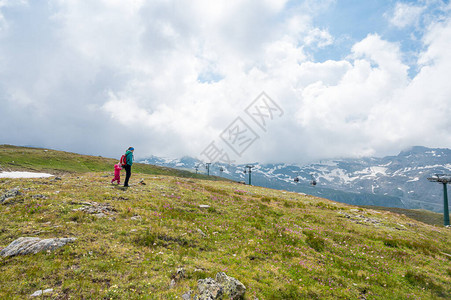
[{"xmin": 120, "ymin": 154, "xmax": 127, "ymax": 166}]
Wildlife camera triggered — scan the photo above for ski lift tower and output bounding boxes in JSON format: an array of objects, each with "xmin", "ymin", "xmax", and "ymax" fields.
[
  {"xmin": 205, "ymin": 163, "xmax": 211, "ymax": 176},
  {"xmin": 427, "ymin": 174, "xmax": 450, "ymax": 226},
  {"xmin": 244, "ymin": 165, "xmax": 254, "ymax": 185}
]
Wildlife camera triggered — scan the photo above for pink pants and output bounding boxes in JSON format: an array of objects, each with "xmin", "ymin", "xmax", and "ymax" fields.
[{"xmin": 111, "ymin": 174, "xmax": 120, "ymax": 184}]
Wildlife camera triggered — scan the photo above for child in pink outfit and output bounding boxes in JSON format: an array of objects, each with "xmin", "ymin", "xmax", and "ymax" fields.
[{"xmin": 111, "ymin": 162, "xmax": 122, "ymax": 184}]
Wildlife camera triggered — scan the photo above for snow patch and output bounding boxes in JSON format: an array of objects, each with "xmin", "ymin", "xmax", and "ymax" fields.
[
  {"xmin": 317, "ymin": 168, "xmax": 357, "ymax": 184},
  {"xmin": 0, "ymin": 172, "xmax": 54, "ymax": 178},
  {"xmin": 407, "ymin": 177, "xmax": 419, "ymax": 182},
  {"xmin": 354, "ymin": 166, "xmax": 387, "ymax": 178}
]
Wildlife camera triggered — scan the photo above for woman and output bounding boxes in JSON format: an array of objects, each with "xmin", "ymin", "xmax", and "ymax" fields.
[{"xmin": 123, "ymin": 147, "xmax": 134, "ymax": 187}]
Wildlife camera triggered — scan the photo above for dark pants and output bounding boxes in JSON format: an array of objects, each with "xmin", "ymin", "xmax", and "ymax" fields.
[{"xmin": 123, "ymin": 164, "xmax": 132, "ymax": 187}]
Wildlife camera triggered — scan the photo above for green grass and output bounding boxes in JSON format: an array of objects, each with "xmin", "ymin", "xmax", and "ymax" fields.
[
  {"xmin": 0, "ymin": 146, "xmax": 450, "ymax": 299},
  {"xmin": 359, "ymin": 205, "xmax": 445, "ymax": 226}
]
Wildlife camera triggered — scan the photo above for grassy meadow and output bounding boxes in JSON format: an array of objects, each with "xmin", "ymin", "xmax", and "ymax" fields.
[{"xmin": 0, "ymin": 146, "xmax": 450, "ymax": 299}]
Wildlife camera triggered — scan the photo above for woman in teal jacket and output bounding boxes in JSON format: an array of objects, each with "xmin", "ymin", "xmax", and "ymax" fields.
[{"xmin": 123, "ymin": 147, "xmax": 134, "ymax": 187}]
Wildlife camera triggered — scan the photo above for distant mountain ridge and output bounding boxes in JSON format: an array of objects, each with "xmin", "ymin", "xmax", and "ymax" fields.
[{"xmin": 139, "ymin": 146, "xmax": 451, "ymax": 212}]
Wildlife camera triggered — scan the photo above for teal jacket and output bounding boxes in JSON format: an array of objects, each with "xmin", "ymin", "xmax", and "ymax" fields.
[{"xmin": 125, "ymin": 150, "xmax": 134, "ymax": 166}]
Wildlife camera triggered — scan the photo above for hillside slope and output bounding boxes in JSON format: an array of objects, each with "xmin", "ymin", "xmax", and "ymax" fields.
[
  {"xmin": 0, "ymin": 145, "xmax": 222, "ymax": 181},
  {"xmin": 0, "ymin": 147, "xmax": 450, "ymax": 299}
]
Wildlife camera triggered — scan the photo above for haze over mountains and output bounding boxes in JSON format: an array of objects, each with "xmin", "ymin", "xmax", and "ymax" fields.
[{"xmin": 140, "ymin": 146, "xmax": 451, "ymax": 213}]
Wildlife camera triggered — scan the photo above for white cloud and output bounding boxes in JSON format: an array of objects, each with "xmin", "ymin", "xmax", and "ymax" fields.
[
  {"xmin": 389, "ymin": 2, "xmax": 425, "ymax": 28},
  {"xmin": 0, "ymin": 0, "xmax": 450, "ymax": 164},
  {"xmin": 304, "ymin": 28, "xmax": 333, "ymax": 48},
  {"xmin": 0, "ymin": 0, "xmax": 28, "ymax": 36}
]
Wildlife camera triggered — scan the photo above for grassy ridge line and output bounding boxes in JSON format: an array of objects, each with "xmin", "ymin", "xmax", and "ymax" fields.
[
  {"xmin": 1, "ymin": 144, "xmax": 444, "ymax": 226},
  {"xmin": 0, "ymin": 145, "xmax": 224, "ymax": 181}
]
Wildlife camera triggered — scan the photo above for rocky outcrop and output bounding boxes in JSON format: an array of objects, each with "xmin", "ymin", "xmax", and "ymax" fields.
[
  {"xmin": 0, "ymin": 188, "xmax": 21, "ymax": 204},
  {"xmin": 0, "ymin": 237, "xmax": 76, "ymax": 257},
  {"xmin": 215, "ymin": 272, "xmax": 246, "ymax": 300},
  {"xmin": 72, "ymin": 201, "xmax": 116, "ymax": 217},
  {"xmin": 186, "ymin": 272, "xmax": 245, "ymax": 300},
  {"xmin": 197, "ymin": 278, "xmax": 223, "ymax": 300}
]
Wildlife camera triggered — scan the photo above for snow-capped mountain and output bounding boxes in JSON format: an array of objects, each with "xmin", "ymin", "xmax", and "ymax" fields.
[{"xmin": 139, "ymin": 146, "xmax": 451, "ymax": 212}]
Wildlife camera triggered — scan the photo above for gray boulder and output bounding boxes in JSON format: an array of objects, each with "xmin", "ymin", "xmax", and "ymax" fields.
[
  {"xmin": 0, "ymin": 237, "xmax": 76, "ymax": 257},
  {"xmin": 30, "ymin": 288, "xmax": 53, "ymax": 297},
  {"xmin": 72, "ymin": 201, "xmax": 116, "ymax": 215},
  {"xmin": 182, "ymin": 290, "xmax": 192, "ymax": 300},
  {"xmin": 197, "ymin": 278, "xmax": 223, "ymax": 300},
  {"xmin": 215, "ymin": 272, "xmax": 246, "ymax": 300},
  {"xmin": 192, "ymin": 273, "xmax": 246, "ymax": 300},
  {"xmin": 0, "ymin": 188, "xmax": 21, "ymax": 204}
]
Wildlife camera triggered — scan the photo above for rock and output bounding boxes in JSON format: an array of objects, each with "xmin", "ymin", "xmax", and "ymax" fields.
[
  {"xmin": 0, "ymin": 188, "xmax": 21, "ymax": 204},
  {"xmin": 182, "ymin": 290, "xmax": 192, "ymax": 300},
  {"xmin": 72, "ymin": 202, "xmax": 116, "ymax": 215},
  {"xmin": 197, "ymin": 278, "xmax": 223, "ymax": 300},
  {"xmin": 131, "ymin": 215, "xmax": 142, "ymax": 220},
  {"xmin": 53, "ymin": 177, "xmax": 62, "ymax": 181},
  {"xmin": 170, "ymin": 279, "xmax": 176, "ymax": 288},
  {"xmin": 30, "ymin": 288, "xmax": 53, "ymax": 297},
  {"xmin": 199, "ymin": 205, "xmax": 210, "ymax": 208},
  {"xmin": 0, "ymin": 237, "xmax": 76, "ymax": 257},
  {"xmin": 192, "ymin": 273, "xmax": 245, "ymax": 300},
  {"xmin": 215, "ymin": 272, "xmax": 246, "ymax": 300},
  {"xmin": 197, "ymin": 229, "xmax": 207, "ymax": 237},
  {"xmin": 170, "ymin": 267, "xmax": 185, "ymax": 288},
  {"xmin": 32, "ymin": 194, "xmax": 48, "ymax": 199},
  {"xmin": 173, "ymin": 267, "xmax": 185, "ymax": 280}
]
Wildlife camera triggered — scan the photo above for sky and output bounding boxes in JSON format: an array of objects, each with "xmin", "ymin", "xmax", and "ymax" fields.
[{"xmin": 0, "ymin": 0, "xmax": 450, "ymax": 164}]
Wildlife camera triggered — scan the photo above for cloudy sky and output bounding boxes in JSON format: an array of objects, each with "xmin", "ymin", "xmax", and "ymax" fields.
[{"xmin": 1, "ymin": 0, "xmax": 450, "ymax": 164}]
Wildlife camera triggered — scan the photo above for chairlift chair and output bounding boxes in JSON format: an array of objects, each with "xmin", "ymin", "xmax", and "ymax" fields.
[{"xmin": 310, "ymin": 175, "xmax": 317, "ymax": 186}]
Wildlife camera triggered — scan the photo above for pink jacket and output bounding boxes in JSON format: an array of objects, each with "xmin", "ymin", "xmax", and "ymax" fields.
[{"xmin": 114, "ymin": 164, "xmax": 122, "ymax": 176}]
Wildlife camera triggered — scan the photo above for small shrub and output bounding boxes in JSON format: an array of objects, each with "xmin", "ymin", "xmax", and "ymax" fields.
[
  {"xmin": 315, "ymin": 201, "xmax": 338, "ymax": 210},
  {"xmin": 260, "ymin": 196, "xmax": 272, "ymax": 203},
  {"xmin": 304, "ymin": 231, "xmax": 325, "ymax": 252},
  {"xmin": 134, "ymin": 229, "xmax": 158, "ymax": 248},
  {"xmin": 283, "ymin": 200, "xmax": 293, "ymax": 208},
  {"xmin": 296, "ymin": 202, "xmax": 306, "ymax": 208},
  {"xmin": 383, "ymin": 238, "xmax": 399, "ymax": 248},
  {"xmin": 68, "ymin": 210, "xmax": 89, "ymax": 222}
]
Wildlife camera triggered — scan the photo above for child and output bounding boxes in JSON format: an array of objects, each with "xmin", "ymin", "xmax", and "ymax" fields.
[{"xmin": 111, "ymin": 162, "xmax": 122, "ymax": 185}]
